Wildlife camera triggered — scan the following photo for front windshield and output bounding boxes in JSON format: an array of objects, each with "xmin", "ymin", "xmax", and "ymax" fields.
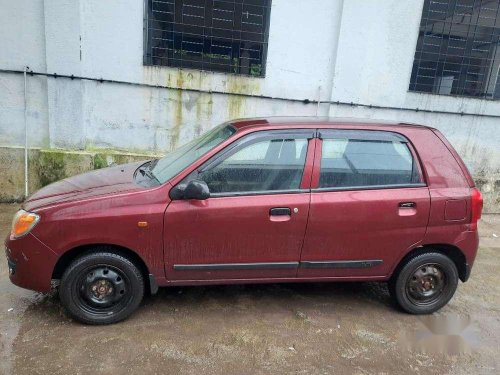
[{"xmin": 151, "ymin": 123, "xmax": 236, "ymax": 183}]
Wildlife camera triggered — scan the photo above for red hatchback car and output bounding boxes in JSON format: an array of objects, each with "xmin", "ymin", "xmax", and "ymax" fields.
[{"xmin": 5, "ymin": 118, "xmax": 483, "ymax": 324}]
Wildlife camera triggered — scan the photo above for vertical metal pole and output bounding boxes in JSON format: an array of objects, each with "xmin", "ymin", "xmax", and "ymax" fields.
[{"xmin": 23, "ymin": 66, "xmax": 29, "ymax": 198}]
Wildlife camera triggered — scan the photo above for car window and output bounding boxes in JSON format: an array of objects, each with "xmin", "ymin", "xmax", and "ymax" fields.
[
  {"xmin": 200, "ymin": 137, "xmax": 308, "ymax": 194},
  {"xmin": 151, "ymin": 123, "xmax": 236, "ymax": 183},
  {"xmin": 319, "ymin": 135, "xmax": 421, "ymax": 189}
]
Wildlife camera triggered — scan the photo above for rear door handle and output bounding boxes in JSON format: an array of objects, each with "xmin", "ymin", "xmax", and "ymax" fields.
[
  {"xmin": 269, "ymin": 207, "xmax": 291, "ymax": 216},
  {"xmin": 399, "ymin": 202, "xmax": 416, "ymax": 208}
]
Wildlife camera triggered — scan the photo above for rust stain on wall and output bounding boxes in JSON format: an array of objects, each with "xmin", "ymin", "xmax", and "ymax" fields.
[{"xmin": 144, "ymin": 67, "xmax": 263, "ymax": 149}]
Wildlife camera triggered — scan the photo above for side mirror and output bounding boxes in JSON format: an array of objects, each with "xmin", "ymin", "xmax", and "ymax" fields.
[{"xmin": 170, "ymin": 180, "xmax": 210, "ymax": 200}]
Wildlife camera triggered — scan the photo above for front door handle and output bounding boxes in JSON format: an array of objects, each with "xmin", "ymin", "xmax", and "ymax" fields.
[
  {"xmin": 269, "ymin": 207, "xmax": 291, "ymax": 216},
  {"xmin": 399, "ymin": 202, "xmax": 416, "ymax": 208}
]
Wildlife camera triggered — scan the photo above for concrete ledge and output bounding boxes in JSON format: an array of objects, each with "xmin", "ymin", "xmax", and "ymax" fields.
[
  {"xmin": 1, "ymin": 146, "xmax": 499, "ymax": 213},
  {"xmin": 0, "ymin": 147, "xmax": 154, "ymax": 202}
]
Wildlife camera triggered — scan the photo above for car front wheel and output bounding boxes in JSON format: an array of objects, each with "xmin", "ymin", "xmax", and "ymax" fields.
[
  {"xmin": 60, "ymin": 251, "xmax": 144, "ymax": 325},
  {"xmin": 389, "ymin": 251, "xmax": 459, "ymax": 314}
]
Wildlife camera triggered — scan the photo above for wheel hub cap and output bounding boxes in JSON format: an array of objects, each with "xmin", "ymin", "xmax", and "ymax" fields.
[
  {"xmin": 407, "ymin": 264, "xmax": 446, "ymax": 304},
  {"xmin": 80, "ymin": 267, "xmax": 127, "ymax": 308},
  {"xmin": 92, "ymin": 279, "xmax": 113, "ymax": 299}
]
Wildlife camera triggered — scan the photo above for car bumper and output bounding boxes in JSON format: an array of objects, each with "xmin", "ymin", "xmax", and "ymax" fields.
[
  {"xmin": 456, "ymin": 230, "xmax": 479, "ymax": 282},
  {"xmin": 5, "ymin": 234, "xmax": 58, "ymax": 293},
  {"xmin": 7, "ymin": 255, "xmax": 16, "ymax": 275},
  {"xmin": 463, "ymin": 262, "xmax": 472, "ymax": 282}
]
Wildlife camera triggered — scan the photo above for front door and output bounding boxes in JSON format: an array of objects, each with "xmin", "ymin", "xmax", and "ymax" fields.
[
  {"xmin": 298, "ymin": 129, "xmax": 431, "ymax": 278},
  {"xmin": 164, "ymin": 130, "xmax": 315, "ymax": 281}
]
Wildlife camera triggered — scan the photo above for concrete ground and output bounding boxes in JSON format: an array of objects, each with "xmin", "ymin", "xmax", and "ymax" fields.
[{"xmin": 0, "ymin": 203, "xmax": 499, "ymax": 375}]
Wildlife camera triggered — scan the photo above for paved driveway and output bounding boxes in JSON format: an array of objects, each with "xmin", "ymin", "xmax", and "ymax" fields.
[{"xmin": 1, "ymin": 203, "xmax": 499, "ymax": 374}]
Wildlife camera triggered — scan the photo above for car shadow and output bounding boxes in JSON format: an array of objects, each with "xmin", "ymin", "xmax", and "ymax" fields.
[{"xmin": 142, "ymin": 280, "xmax": 394, "ymax": 313}]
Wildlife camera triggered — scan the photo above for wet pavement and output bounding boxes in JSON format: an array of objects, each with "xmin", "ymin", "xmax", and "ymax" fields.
[{"xmin": 1, "ymin": 202, "xmax": 499, "ymax": 374}]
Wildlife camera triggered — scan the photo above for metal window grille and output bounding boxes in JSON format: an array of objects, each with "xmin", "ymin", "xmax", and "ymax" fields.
[
  {"xmin": 144, "ymin": 0, "xmax": 272, "ymax": 77},
  {"xmin": 409, "ymin": 0, "xmax": 500, "ymax": 99}
]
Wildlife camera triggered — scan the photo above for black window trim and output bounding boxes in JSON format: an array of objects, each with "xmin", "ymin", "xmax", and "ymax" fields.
[
  {"xmin": 316, "ymin": 129, "xmax": 427, "ymax": 192},
  {"xmin": 311, "ymin": 183, "xmax": 427, "ymax": 193},
  {"xmin": 181, "ymin": 129, "xmax": 314, "ymax": 198},
  {"xmin": 209, "ymin": 188, "xmax": 310, "ymax": 198},
  {"xmin": 318, "ymin": 129, "xmax": 408, "ymax": 143}
]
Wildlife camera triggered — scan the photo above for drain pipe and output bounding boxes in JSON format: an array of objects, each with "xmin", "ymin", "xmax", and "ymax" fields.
[{"xmin": 23, "ymin": 66, "xmax": 29, "ymax": 198}]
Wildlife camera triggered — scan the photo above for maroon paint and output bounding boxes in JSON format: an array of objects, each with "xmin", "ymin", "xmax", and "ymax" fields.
[
  {"xmin": 4, "ymin": 119, "xmax": 482, "ymax": 293},
  {"xmin": 298, "ymin": 187, "xmax": 431, "ymax": 278},
  {"xmin": 164, "ymin": 193, "xmax": 310, "ymax": 280}
]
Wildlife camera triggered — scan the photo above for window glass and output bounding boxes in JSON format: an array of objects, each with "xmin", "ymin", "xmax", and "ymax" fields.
[
  {"xmin": 201, "ymin": 138, "xmax": 308, "ymax": 194},
  {"xmin": 151, "ymin": 123, "xmax": 236, "ymax": 183},
  {"xmin": 319, "ymin": 137, "xmax": 421, "ymax": 189}
]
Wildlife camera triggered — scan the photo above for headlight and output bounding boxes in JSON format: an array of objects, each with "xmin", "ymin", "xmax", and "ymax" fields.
[{"xmin": 10, "ymin": 210, "xmax": 40, "ymax": 239}]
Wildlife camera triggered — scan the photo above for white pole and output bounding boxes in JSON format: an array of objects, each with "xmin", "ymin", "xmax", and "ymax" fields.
[{"xmin": 23, "ymin": 66, "xmax": 29, "ymax": 198}]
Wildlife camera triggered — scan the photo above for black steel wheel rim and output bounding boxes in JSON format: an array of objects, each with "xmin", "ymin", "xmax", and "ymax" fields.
[
  {"xmin": 405, "ymin": 263, "xmax": 447, "ymax": 306},
  {"xmin": 74, "ymin": 264, "xmax": 132, "ymax": 316}
]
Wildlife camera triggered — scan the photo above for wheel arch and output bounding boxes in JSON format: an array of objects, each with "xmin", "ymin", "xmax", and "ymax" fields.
[
  {"xmin": 52, "ymin": 244, "xmax": 157, "ymax": 294},
  {"xmin": 391, "ymin": 244, "xmax": 468, "ymax": 282}
]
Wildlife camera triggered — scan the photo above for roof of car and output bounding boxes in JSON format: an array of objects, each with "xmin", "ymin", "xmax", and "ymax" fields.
[{"xmin": 229, "ymin": 117, "xmax": 434, "ymax": 131}]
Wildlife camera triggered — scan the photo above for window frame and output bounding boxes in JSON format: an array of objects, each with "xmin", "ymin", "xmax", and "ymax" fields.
[
  {"xmin": 408, "ymin": 0, "xmax": 500, "ymax": 99},
  {"xmin": 179, "ymin": 129, "xmax": 315, "ymax": 198},
  {"xmin": 312, "ymin": 129, "xmax": 427, "ymax": 193},
  {"xmin": 143, "ymin": 0, "xmax": 272, "ymax": 77}
]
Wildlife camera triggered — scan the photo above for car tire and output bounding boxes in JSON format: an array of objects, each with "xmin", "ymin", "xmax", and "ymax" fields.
[
  {"xmin": 389, "ymin": 251, "xmax": 458, "ymax": 314},
  {"xmin": 60, "ymin": 251, "xmax": 144, "ymax": 325}
]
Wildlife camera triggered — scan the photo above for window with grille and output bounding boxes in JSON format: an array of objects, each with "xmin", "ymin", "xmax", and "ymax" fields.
[
  {"xmin": 409, "ymin": 0, "xmax": 500, "ymax": 99},
  {"xmin": 144, "ymin": 0, "xmax": 272, "ymax": 77}
]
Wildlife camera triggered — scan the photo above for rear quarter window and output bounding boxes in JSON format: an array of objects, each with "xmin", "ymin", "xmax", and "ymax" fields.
[{"xmin": 319, "ymin": 131, "xmax": 422, "ymax": 189}]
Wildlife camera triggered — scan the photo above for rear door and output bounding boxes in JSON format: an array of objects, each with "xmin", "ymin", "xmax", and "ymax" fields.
[
  {"xmin": 298, "ymin": 129, "xmax": 430, "ymax": 278},
  {"xmin": 164, "ymin": 129, "xmax": 315, "ymax": 281}
]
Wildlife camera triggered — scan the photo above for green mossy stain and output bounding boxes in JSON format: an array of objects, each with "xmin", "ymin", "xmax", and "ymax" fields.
[
  {"xmin": 36, "ymin": 150, "xmax": 150, "ymax": 187},
  {"xmin": 194, "ymin": 93, "xmax": 214, "ymax": 136},
  {"xmin": 225, "ymin": 75, "xmax": 261, "ymax": 119},
  {"xmin": 163, "ymin": 69, "xmax": 262, "ymax": 148},
  {"xmin": 37, "ymin": 151, "xmax": 68, "ymax": 187},
  {"xmin": 170, "ymin": 89, "xmax": 183, "ymax": 150},
  {"xmin": 37, "ymin": 150, "xmax": 93, "ymax": 186},
  {"xmin": 94, "ymin": 153, "xmax": 148, "ymax": 169},
  {"xmin": 195, "ymin": 96, "xmax": 203, "ymax": 136},
  {"xmin": 168, "ymin": 71, "xmax": 184, "ymax": 150},
  {"xmin": 228, "ymin": 95, "xmax": 244, "ymax": 119},
  {"xmin": 93, "ymin": 154, "xmax": 107, "ymax": 169},
  {"xmin": 207, "ymin": 96, "xmax": 213, "ymax": 117}
]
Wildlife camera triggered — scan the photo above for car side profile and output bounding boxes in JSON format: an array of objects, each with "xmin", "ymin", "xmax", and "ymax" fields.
[{"xmin": 5, "ymin": 118, "xmax": 483, "ymax": 324}]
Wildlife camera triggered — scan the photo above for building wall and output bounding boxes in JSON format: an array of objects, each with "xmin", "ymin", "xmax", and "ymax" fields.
[{"xmin": 0, "ymin": 0, "xmax": 499, "ymax": 211}]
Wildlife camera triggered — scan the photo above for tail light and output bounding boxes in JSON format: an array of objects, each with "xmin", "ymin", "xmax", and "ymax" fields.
[{"xmin": 470, "ymin": 188, "xmax": 483, "ymax": 230}]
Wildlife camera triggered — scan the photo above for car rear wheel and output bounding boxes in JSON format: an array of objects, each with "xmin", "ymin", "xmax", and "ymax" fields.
[
  {"xmin": 389, "ymin": 252, "xmax": 458, "ymax": 314},
  {"xmin": 60, "ymin": 252, "xmax": 144, "ymax": 325}
]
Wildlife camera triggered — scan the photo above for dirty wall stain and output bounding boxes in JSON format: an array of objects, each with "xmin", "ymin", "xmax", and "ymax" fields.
[{"xmin": 148, "ymin": 68, "xmax": 264, "ymax": 150}]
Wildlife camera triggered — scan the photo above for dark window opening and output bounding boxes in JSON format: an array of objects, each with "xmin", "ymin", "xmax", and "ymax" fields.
[
  {"xmin": 410, "ymin": 0, "xmax": 500, "ymax": 99},
  {"xmin": 144, "ymin": 0, "xmax": 272, "ymax": 77}
]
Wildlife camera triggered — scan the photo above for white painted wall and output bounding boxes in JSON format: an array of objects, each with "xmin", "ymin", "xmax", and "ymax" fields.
[
  {"xmin": 0, "ymin": 0, "xmax": 499, "ymax": 183},
  {"xmin": 329, "ymin": 0, "xmax": 500, "ymax": 178},
  {"xmin": 0, "ymin": 0, "xmax": 342, "ymax": 151}
]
